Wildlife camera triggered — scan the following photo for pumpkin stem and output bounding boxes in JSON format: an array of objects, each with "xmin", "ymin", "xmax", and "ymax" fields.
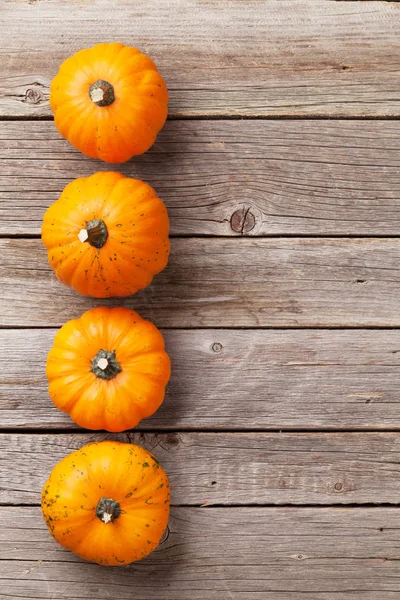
[
  {"xmin": 91, "ymin": 349, "xmax": 122, "ymax": 380},
  {"xmin": 96, "ymin": 497, "xmax": 121, "ymax": 524},
  {"xmin": 89, "ymin": 79, "xmax": 115, "ymax": 107},
  {"xmin": 79, "ymin": 219, "xmax": 108, "ymax": 249}
]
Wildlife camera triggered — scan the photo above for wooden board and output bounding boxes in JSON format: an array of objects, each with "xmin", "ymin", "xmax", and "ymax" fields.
[
  {"xmin": 4, "ymin": 432, "xmax": 400, "ymax": 505},
  {"xmin": 2, "ymin": 328, "xmax": 400, "ymax": 431},
  {"xmin": 2, "ymin": 120, "xmax": 400, "ymax": 236},
  {"xmin": 1, "ymin": 1, "xmax": 400, "ymax": 118},
  {"xmin": 1, "ymin": 506, "xmax": 400, "ymax": 599},
  {"xmin": 3, "ymin": 2, "xmax": 400, "ymax": 597},
  {"xmin": 1, "ymin": 237, "xmax": 400, "ymax": 327}
]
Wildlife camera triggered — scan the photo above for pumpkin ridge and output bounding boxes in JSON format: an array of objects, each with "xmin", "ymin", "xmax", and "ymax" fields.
[{"xmin": 48, "ymin": 375, "xmax": 95, "ymax": 413}]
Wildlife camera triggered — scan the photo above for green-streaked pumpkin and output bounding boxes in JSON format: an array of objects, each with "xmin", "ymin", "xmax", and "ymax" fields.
[
  {"xmin": 42, "ymin": 441, "xmax": 170, "ymax": 566},
  {"xmin": 41, "ymin": 171, "xmax": 170, "ymax": 298}
]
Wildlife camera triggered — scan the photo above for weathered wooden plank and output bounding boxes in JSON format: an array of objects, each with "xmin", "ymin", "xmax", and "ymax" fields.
[
  {"xmin": 1, "ymin": 1, "xmax": 400, "ymax": 118},
  {"xmin": 1, "ymin": 238, "xmax": 400, "ymax": 327},
  {"xmin": 3, "ymin": 432, "xmax": 400, "ymax": 505},
  {"xmin": 1, "ymin": 507, "xmax": 400, "ymax": 598},
  {"xmin": 2, "ymin": 120, "xmax": 400, "ymax": 236},
  {"xmin": 2, "ymin": 328, "xmax": 400, "ymax": 430}
]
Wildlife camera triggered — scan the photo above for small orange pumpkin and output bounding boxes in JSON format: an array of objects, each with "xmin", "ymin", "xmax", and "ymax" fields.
[
  {"xmin": 50, "ymin": 42, "xmax": 168, "ymax": 163},
  {"xmin": 46, "ymin": 306, "xmax": 170, "ymax": 432},
  {"xmin": 42, "ymin": 441, "xmax": 170, "ymax": 566},
  {"xmin": 41, "ymin": 171, "xmax": 170, "ymax": 298}
]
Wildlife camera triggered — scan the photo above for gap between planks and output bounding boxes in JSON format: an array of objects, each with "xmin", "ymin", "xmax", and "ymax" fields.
[
  {"xmin": 5, "ymin": 235, "xmax": 400, "ymax": 240},
  {"xmin": 4, "ymin": 325, "xmax": 400, "ymax": 331},
  {"xmin": 2, "ymin": 503, "xmax": 400, "ymax": 509},
  {"xmin": 7, "ymin": 428, "xmax": 400, "ymax": 434},
  {"xmin": 5, "ymin": 115, "xmax": 400, "ymax": 122}
]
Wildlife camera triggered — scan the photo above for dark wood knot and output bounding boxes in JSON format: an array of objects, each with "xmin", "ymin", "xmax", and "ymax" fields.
[
  {"xmin": 230, "ymin": 207, "xmax": 256, "ymax": 234},
  {"xmin": 166, "ymin": 433, "xmax": 179, "ymax": 446},
  {"xmin": 24, "ymin": 87, "xmax": 43, "ymax": 104}
]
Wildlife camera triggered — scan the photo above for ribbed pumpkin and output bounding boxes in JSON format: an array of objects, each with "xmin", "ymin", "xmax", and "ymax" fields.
[
  {"xmin": 42, "ymin": 441, "xmax": 170, "ymax": 566},
  {"xmin": 50, "ymin": 42, "xmax": 168, "ymax": 163},
  {"xmin": 41, "ymin": 171, "xmax": 170, "ymax": 298},
  {"xmin": 46, "ymin": 307, "xmax": 170, "ymax": 432}
]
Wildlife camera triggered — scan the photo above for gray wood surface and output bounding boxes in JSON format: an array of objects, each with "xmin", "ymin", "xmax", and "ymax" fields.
[
  {"xmin": 2, "ymin": 506, "xmax": 400, "ymax": 599},
  {"xmin": 1, "ymin": 238, "xmax": 400, "ymax": 327},
  {"xmin": 2, "ymin": 328, "xmax": 400, "ymax": 430},
  {"xmin": 4, "ymin": 432, "xmax": 400, "ymax": 505},
  {"xmin": 3, "ymin": 1, "xmax": 400, "ymax": 597},
  {"xmin": 2, "ymin": 120, "xmax": 400, "ymax": 236},
  {"xmin": 1, "ymin": 0, "xmax": 400, "ymax": 118}
]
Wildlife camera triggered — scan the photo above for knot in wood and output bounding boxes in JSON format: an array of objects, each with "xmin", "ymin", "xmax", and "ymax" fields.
[
  {"xmin": 166, "ymin": 433, "xmax": 179, "ymax": 446},
  {"xmin": 24, "ymin": 87, "xmax": 43, "ymax": 104},
  {"xmin": 211, "ymin": 342, "xmax": 223, "ymax": 353},
  {"xmin": 334, "ymin": 482, "xmax": 343, "ymax": 492},
  {"xmin": 230, "ymin": 207, "xmax": 256, "ymax": 234}
]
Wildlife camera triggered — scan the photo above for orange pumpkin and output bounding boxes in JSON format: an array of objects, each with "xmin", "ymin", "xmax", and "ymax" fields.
[
  {"xmin": 42, "ymin": 441, "xmax": 170, "ymax": 566},
  {"xmin": 50, "ymin": 42, "xmax": 168, "ymax": 163},
  {"xmin": 41, "ymin": 171, "xmax": 170, "ymax": 298},
  {"xmin": 46, "ymin": 306, "xmax": 170, "ymax": 432}
]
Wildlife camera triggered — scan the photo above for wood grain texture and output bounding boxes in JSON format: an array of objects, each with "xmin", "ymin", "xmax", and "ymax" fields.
[
  {"xmin": 3, "ymin": 1, "xmax": 400, "ymax": 597},
  {"xmin": 1, "ymin": 237, "xmax": 400, "ymax": 327},
  {"xmin": 1, "ymin": 0, "xmax": 400, "ymax": 118},
  {"xmin": 4, "ymin": 432, "xmax": 400, "ymax": 505},
  {"xmin": 2, "ymin": 506, "xmax": 400, "ymax": 599},
  {"xmin": 2, "ymin": 120, "xmax": 400, "ymax": 236},
  {"xmin": 2, "ymin": 328, "xmax": 400, "ymax": 430}
]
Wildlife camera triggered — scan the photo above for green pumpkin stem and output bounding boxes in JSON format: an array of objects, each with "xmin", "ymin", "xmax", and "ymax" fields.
[
  {"xmin": 89, "ymin": 79, "xmax": 115, "ymax": 107},
  {"xmin": 96, "ymin": 497, "xmax": 121, "ymax": 524},
  {"xmin": 91, "ymin": 349, "xmax": 122, "ymax": 380}
]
